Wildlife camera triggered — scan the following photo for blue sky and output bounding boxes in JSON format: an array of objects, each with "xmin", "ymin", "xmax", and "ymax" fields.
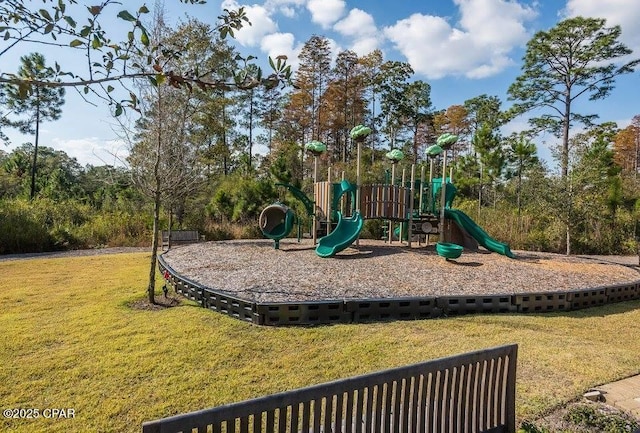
[{"xmin": 2, "ymin": 0, "xmax": 640, "ymax": 168}]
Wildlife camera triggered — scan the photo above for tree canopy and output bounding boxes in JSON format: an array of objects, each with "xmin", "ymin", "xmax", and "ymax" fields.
[{"xmin": 508, "ymin": 16, "xmax": 639, "ymax": 178}]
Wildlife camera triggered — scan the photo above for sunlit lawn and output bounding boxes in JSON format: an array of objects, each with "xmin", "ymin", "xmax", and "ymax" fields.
[{"xmin": 0, "ymin": 252, "xmax": 639, "ymax": 433}]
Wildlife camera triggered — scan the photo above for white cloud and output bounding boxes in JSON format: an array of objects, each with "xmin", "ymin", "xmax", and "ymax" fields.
[
  {"xmin": 50, "ymin": 137, "xmax": 127, "ymax": 167},
  {"xmin": 564, "ymin": 0, "xmax": 640, "ymax": 54},
  {"xmin": 264, "ymin": 0, "xmax": 305, "ymax": 18},
  {"xmin": 307, "ymin": 0, "xmax": 346, "ymax": 28},
  {"xmin": 334, "ymin": 9, "xmax": 375, "ymax": 37},
  {"xmin": 260, "ymin": 32, "xmax": 303, "ymax": 70},
  {"xmin": 457, "ymin": 0, "xmax": 535, "ymax": 46},
  {"xmin": 221, "ymin": 0, "xmax": 278, "ymax": 47},
  {"xmin": 384, "ymin": 0, "xmax": 537, "ymax": 79},
  {"xmin": 334, "ymin": 8, "xmax": 381, "ymax": 55},
  {"xmin": 279, "ymin": 7, "xmax": 296, "ymax": 18},
  {"xmin": 350, "ymin": 37, "xmax": 380, "ymax": 56}
]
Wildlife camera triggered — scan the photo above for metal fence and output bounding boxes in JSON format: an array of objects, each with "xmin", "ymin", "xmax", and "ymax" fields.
[{"xmin": 142, "ymin": 344, "xmax": 518, "ymax": 433}]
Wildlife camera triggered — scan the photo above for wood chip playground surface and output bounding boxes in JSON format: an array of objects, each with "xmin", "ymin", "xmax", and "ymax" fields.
[{"xmin": 161, "ymin": 239, "xmax": 640, "ymax": 304}]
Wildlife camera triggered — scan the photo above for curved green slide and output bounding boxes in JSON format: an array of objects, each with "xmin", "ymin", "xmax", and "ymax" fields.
[
  {"xmin": 316, "ymin": 211, "xmax": 364, "ymax": 258},
  {"xmin": 444, "ymin": 209, "xmax": 515, "ymax": 258}
]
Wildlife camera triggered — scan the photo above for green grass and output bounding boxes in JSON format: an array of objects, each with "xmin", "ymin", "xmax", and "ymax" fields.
[{"xmin": 1, "ymin": 252, "xmax": 639, "ymax": 433}]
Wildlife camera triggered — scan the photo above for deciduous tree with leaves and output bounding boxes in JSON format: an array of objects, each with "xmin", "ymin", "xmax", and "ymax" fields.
[{"xmin": 1, "ymin": 0, "xmax": 292, "ymax": 303}]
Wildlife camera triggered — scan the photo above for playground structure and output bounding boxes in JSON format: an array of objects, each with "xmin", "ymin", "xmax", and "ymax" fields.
[
  {"xmin": 161, "ymin": 132, "xmax": 640, "ymax": 328},
  {"xmin": 259, "ymin": 129, "xmax": 514, "ymax": 258}
]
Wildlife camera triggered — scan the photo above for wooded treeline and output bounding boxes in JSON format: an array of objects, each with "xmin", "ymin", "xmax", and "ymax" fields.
[{"xmin": 2, "ymin": 16, "xmax": 640, "ymax": 255}]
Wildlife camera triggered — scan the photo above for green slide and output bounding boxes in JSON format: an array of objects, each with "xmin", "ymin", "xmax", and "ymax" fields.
[
  {"xmin": 316, "ymin": 211, "xmax": 364, "ymax": 258},
  {"xmin": 444, "ymin": 209, "xmax": 515, "ymax": 258}
]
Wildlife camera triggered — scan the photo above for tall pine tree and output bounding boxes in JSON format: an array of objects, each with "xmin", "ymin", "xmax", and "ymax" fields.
[{"xmin": 3, "ymin": 53, "xmax": 65, "ymax": 199}]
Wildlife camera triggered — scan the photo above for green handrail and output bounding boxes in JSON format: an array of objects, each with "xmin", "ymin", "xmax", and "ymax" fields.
[{"xmin": 275, "ymin": 183, "xmax": 315, "ymax": 216}]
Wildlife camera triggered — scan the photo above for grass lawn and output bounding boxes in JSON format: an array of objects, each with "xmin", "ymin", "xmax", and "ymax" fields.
[{"xmin": 1, "ymin": 252, "xmax": 639, "ymax": 433}]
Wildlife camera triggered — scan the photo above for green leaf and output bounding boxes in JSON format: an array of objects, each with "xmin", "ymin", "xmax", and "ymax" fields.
[
  {"xmin": 128, "ymin": 31, "xmax": 134, "ymax": 42},
  {"xmin": 83, "ymin": 86, "xmax": 89, "ymax": 94},
  {"xmin": 107, "ymin": 85, "xmax": 114, "ymax": 93},
  {"xmin": 139, "ymin": 5, "xmax": 150, "ymax": 14},
  {"xmin": 44, "ymin": 24, "xmax": 54, "ymax": 34},
  {"xmin": 91, "ymin": 35, "xmax": 104, "ymax": 49},
  {"xmin": 69, "ymin": 39, "xmax": 83, "ymax": 48},
  {"xmin": 39, "ymin": 9, "xmax": 53, "ymax": 21},
  {"xmin": 155, "ymin": 74, "xmax": 165, "ymax": 86},
  {"xmin": 64, "ymin": 16, "xmax": 77, "ymax": 28},
  {"xmin": 115, "ymin": 104, "xmax": 123, "ymax": 117},
  {"xmin": 4, "ymin": 31, "xmax": 10, "ymax": 41},
  {"xmin": 140, "ymin": 31, "xmax": 149, "ymax": 47},
  {"xmin": 117, "ymin": 10, "xmax": 136, "ymax": 22}
]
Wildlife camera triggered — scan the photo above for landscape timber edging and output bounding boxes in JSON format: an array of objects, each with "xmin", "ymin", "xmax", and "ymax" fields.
[{"xmin": 157, "ymin": 255, "xmax": 640, "ymax": 326}]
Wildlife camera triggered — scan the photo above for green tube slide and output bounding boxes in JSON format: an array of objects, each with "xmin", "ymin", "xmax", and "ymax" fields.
[
  {"xmin": 444, "ymin": 209, "xmax": 514, "ymax": 258},
  {"xmin": 316, "ymin": 211, "xmax": 364, "ymax": 258},
  {"xmin": 259, "ymin": 203, "xmax": 295, "ymax": 249}
]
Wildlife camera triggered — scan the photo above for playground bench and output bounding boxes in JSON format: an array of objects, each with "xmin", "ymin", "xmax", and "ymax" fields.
[
  {"xmin": 160, "ymin": 230, "xmax": 201, "ymax": 250},
  {"xmin": 141, "ymin": 344, "xmax": 517, "ymax": 433}
]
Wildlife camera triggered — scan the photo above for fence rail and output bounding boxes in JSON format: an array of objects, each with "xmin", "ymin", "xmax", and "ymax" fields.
[{"xmin": 142, "ymin": 344, "xmax": 517, "ymax": 433}]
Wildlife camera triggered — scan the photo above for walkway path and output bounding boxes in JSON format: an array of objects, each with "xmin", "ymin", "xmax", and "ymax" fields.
[{"xmin": 595, "ymin": 374, "xmax": 640, "ymax": 420}]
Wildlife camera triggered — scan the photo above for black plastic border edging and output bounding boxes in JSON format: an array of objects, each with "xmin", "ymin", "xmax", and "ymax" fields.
[{"xmin": 157, "ymin": 255, "xmax": 640, "ymax": 326}]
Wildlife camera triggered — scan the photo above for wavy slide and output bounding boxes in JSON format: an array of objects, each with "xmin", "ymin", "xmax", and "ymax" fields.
[
  {"xmin": 445, "ymin": 209, "xmax": 515, "ymax": 258},
  {"xmin": 316, "ymin": 211, "xmax": 364, "ymax": 258}
]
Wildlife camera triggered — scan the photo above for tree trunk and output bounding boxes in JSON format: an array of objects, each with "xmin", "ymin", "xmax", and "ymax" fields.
[
  {"xmin": 147, "ymin": 88, "xmax": 164, "ymax": 304},
  {"xmin": 517, "ymin": 162, "xmax": 522, "ymax": 229},
  {"xmin": 563, "ymin": 94, "xmax": 571, "ymax": 255},
  {"xmin": 248, "ymin": 90, "xmax": 254, "ymax": 172},
  {"xmin": 168, "ymin": 207, "xmax": 174, "ymax": 250},
  {"xmin": 30, "ymin": 93, "xmax": 41, "ymax": 200},
  {"xmin": 148, "ymin": 190, "xmax": 161, "ymax": 304},
  {"xmin": 561, "ymin": 95, "xmax": 571, "ymax": 178}
]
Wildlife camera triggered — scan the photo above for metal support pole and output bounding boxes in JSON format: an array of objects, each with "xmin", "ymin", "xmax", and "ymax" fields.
[
  {"xmin": 313, "ymin": 155, "xmax": 318, "ymax": 245},
  {"xmin": 408, "ymin": 164, "xmax": 415, "ymax": 248},
  {"xmin": 400, "ymin": 168, "xmax": 406, "ymax": 244},
  {"xmin": 356, "ymin": 140, "xmax": 361, "ymax": 246},
  {"xmin": 429, "ymin": 158, "xmax": 434, "ymax": 214},
  {"xmin": 439, "ymin": 150, "xmax": 448, "ymax": 243},
  {"xmin": 327, "ymin": 166, "xmax": 332, "ymax": 236},
  {"xmin": 388, "ymin": 163, "xmax": 396, "ymax": 244},
  {"xmin": 419, "ymin": 164, "xmax": 425, "ymax": 215}
]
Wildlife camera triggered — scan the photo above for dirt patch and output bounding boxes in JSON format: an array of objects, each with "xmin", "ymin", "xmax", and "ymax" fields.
[{"xmin": 127, "ymin": 294, "xmax": 182, "ymax": 311}]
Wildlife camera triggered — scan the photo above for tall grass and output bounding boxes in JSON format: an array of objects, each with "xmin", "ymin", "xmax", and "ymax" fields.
[{"xmin": 0, "ymin": 199, "xmax": 152, "ymax": 253}]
